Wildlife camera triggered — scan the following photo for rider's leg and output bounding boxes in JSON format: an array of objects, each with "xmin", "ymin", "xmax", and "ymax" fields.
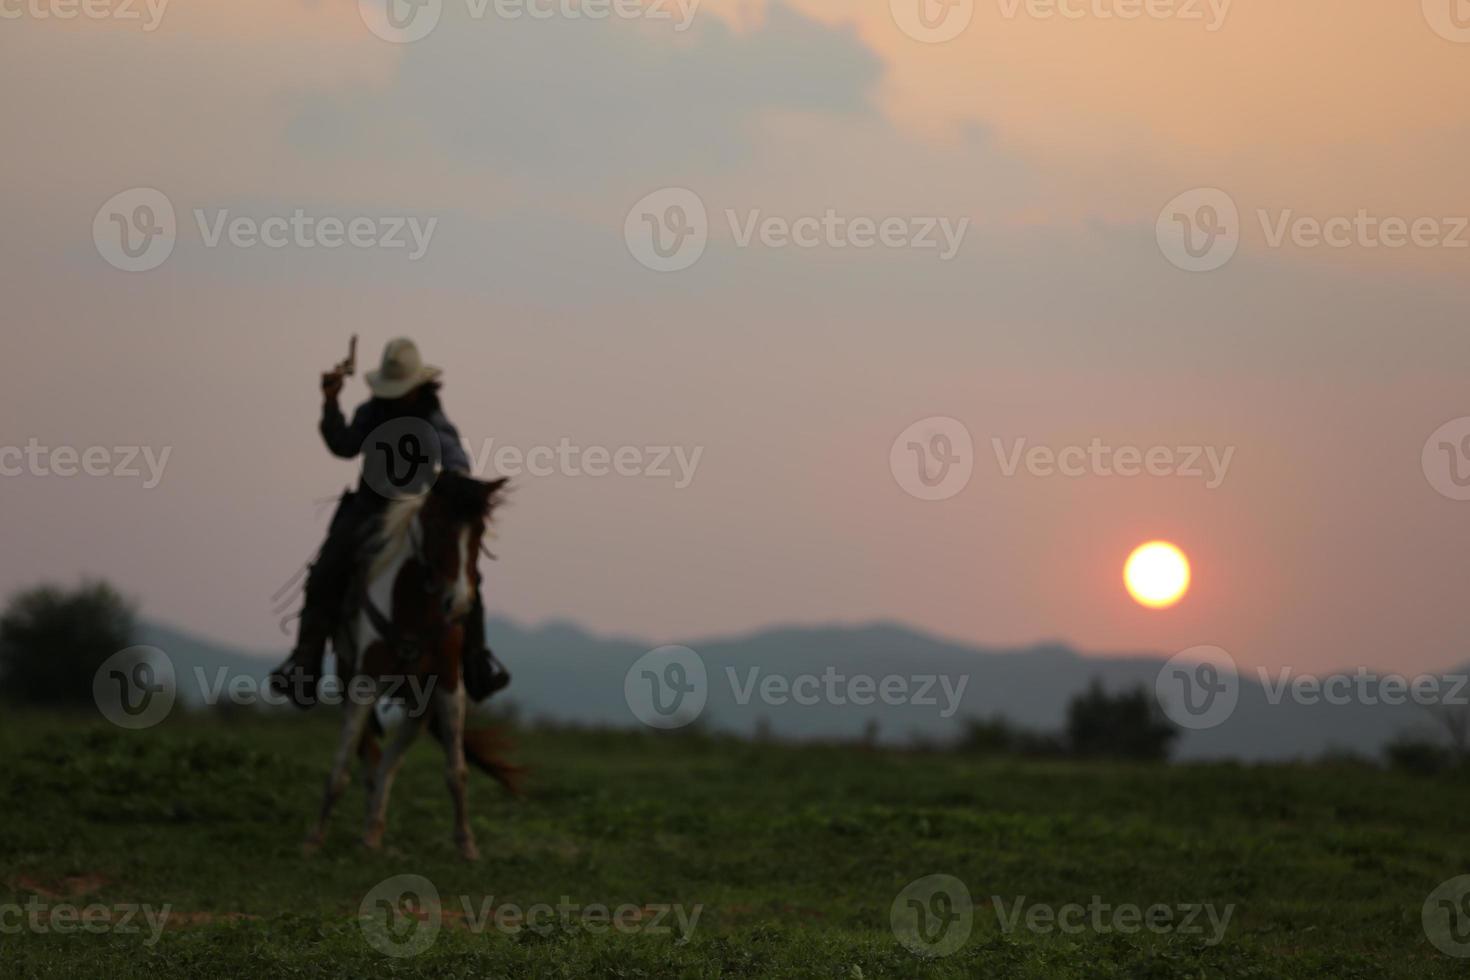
[
  {"xmin": 462, "ymin": 587, "xmax": 509, "ymax": 701},
  {"xmin": 270, "ymin": 493, "xmax": 364, "ymax": 708}
]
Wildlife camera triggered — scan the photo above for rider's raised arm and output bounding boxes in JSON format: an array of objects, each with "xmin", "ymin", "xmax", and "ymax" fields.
[{"xmin": 319, "ymin": 400, "xmax": 372, "ymax": 459}]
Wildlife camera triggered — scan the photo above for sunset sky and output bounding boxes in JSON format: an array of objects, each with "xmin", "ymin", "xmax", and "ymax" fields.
[{"xmin": 3, "ymin": 0, "xmax": 1469, "ymax": 675}]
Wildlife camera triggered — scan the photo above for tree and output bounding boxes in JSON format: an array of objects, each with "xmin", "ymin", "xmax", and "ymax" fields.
[
  {"xmin": 0, "ymin": 581, "xmax": 137, "ymax": 706},
  {"xmin": 1425, "ymin": 702, "xmax": 1470, "ymax": 762},
  {"xmin": 1066, "ymin": 679, "xmax": 1179, "ymax": 762}
]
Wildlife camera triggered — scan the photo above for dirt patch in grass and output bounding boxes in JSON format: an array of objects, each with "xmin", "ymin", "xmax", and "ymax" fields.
[{"xmin": 11, "ymin": 873, "xmax": 110, "ymax": 900}]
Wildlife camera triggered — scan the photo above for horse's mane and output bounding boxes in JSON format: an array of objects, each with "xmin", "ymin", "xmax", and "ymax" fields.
[
  {"xmin": 367, "ymin": 495, "xmax": 426, "ymax": 580},
  {"xmin": 365, "ymin": 474, "xmax": 508, "ymax": 580},
  {"xmin": 437, "ymin": 470, "xmax": 508, "ymax": 523}
]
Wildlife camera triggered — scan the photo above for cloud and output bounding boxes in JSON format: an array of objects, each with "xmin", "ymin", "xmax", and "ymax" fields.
[{"xmin": 287, "ymin": 2, "xmax": 884, "ymax": 180}]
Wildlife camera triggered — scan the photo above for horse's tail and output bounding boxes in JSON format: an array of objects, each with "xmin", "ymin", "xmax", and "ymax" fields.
[
  {"xmin": 427, "ymin": 712, "xmax": 525, "ymax": 797},
  {"xmin": 463, "ymin": 726, "xmax": 526, "ymax": 797}
]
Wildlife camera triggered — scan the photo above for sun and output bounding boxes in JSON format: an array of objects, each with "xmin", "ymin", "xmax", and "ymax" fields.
[{"xmin": 1124, "ymin": 541, "xmax": 1191, "ymax": 609}]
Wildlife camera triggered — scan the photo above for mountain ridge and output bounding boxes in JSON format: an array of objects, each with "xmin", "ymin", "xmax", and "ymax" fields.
[{"xmin": 133, "ymin": 617, "xmax": 1460, "ymax": 761}]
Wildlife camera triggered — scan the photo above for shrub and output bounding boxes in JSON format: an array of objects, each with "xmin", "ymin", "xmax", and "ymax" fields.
[
  {"xmin": 0, "ymin": 580, "xmax": 137, "ymax": 707},
  {"xmin": 955, "ymin": 715, "xmax": 1065, "ymax": 757},
  {"xmin": 1066, "ymin": 678, "xmax": 1179, "ymax": 762},
  {"xmin": 1383, "ymin": 735, "xmax": 1461, "ymax": 777}
]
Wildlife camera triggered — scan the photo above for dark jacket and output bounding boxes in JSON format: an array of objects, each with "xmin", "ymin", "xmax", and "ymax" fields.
[{"xmin": 320, "ymin": 384, "xmax": 472, "ymax": 481}]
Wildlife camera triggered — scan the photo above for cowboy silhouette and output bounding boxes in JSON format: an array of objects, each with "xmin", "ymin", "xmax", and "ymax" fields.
[{"xmin": 269, "ymin": 337, "xmax": 509, "ymax": 708}]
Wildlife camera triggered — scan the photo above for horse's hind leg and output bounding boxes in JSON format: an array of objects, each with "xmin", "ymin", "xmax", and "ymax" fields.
[
  {"xmin": 358, "ymin": 720, "xmax": 382, "ymax": 802},
  {"xmin": 432, "ymin": 683, "xmax": 478, "ymax": 861},
  {"xmin": 304, "ymin": 697, "xmax": 376, "ymax": 855},
  {"xmin": 362, "ymin": 708, "xmax": 426, "ymax": 851}
]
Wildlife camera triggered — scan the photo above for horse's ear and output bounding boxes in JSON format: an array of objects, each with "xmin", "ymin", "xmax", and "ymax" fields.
[{"xmin": 482, "ymin": 477, "xmax": 509, "ymax": 514}]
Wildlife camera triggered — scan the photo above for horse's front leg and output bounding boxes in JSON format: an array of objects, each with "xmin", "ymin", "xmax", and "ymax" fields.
[
  {"xmin": 432, "ymin": 680, "xmax": 478, "ymax": 861},
  {"xmin": 363, "ymin": 698, "xmax": 427, "ymax": 851},
  {"xmin": 305, "ymin": 694, "xmax": 377, "ymax": 855}
]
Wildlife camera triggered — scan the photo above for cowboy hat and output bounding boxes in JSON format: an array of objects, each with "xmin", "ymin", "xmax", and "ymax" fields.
[{"xmin": 365, "ymin": 337, "xmax": 442, "ymax": 399}]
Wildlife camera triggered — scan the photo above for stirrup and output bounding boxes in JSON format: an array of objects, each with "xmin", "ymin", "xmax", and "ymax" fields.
[
  {"xmin": 269, "ymin": 646, "xmax": 324, "ymax": 709},
  {"xmin": 486, "ymin": 658, "xmax": 511, "ymax": 695}
]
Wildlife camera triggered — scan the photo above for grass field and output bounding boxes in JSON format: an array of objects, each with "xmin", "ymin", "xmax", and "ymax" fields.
[{"xmin": 1, "ymin": 710, "xmax": 1467, "ymax": 978}]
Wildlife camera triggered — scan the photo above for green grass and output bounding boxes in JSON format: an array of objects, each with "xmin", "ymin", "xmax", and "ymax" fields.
[{"xmin": 0, "ymin": 710, "xmax": 1466, "ymax": 977}]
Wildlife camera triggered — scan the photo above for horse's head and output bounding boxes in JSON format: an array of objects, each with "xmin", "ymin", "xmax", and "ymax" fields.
[{"xmin": 414, "ymin": 472, "xmax": 509, "ymax": 621}]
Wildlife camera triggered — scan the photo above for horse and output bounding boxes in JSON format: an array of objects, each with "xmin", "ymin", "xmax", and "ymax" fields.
[{"xmin": 303, "ymin": 471, "xmax": 519, "ymax": 861}]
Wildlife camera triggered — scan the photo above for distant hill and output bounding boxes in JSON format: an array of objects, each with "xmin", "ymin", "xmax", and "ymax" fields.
[
  {"xmin": 130, "ymin": 617, "xmax": 1463, "ymax": 761},
  {"xmin": 135, "ymin": 621, "xmax": 276, "ymax": 704}
]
